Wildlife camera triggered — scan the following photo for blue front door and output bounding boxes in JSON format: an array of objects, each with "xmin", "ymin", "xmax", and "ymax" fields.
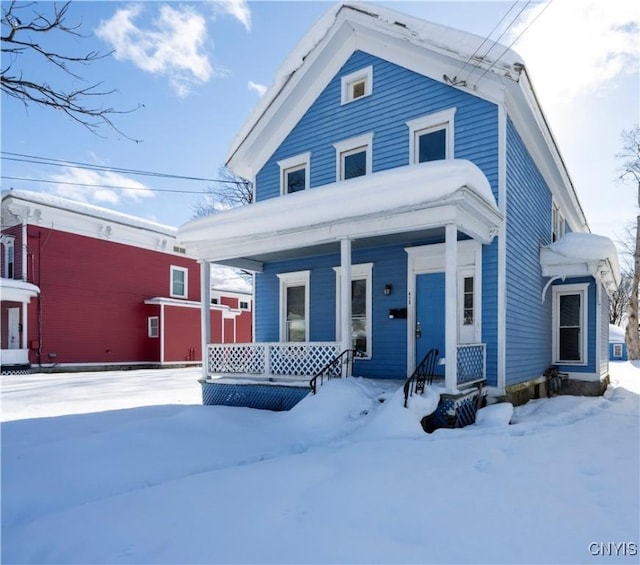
[{"xmin": 415, "ymin": 273, "xmax": 445, "ymax": 377}]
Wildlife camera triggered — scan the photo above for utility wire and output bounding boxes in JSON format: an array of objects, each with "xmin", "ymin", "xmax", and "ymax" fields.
[
  {"xmin": 453, "ymin": 0, "xmax": 522, "ymax": 83},
  {"xmin": 1, "ymin": 175, "xmax": 211, "ymax": 195},
  {"xmin": 471, "ymin": 0, "xmax": 553, "ymax": 88},
  {"xmin": 1, "ymin": 151, "xmax": 240, "ymax": 184},
  {"xmin": 459, "ymin": 0, "xmax": 533, "ymax": 84}
]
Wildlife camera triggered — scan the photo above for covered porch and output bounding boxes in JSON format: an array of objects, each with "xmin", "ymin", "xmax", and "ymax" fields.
[
  {"xmin": 178, "ymin": 160, "xmax": 502, "ymax": 410},
  {"xmin": 0, "ymin": 278, "xmax": 39, "ymax": 374}
]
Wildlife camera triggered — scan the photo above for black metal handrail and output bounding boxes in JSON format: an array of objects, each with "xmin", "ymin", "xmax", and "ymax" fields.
[
  {"xmin": 403, "ymin": 348, "xmax": 439, "ymax": 407},
  {"xmin": 309, "ymin": 349, "xmax": 363, "ymax": 394}
]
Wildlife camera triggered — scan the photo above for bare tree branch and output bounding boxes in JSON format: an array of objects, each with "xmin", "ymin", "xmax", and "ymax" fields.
[
  {"xmin": 1, "ymin": 1, "xmax": 141, "ymax": 141},
  {"xmin": 192, "ymin": 166, "xmax": 253, "ymax": 218}
]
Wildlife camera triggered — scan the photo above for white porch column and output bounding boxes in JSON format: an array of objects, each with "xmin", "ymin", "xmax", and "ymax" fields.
[
  {"xmin": 445, "ymin": 223, "xmax": 458, "ymax": 393},
  {"xmin": 200, "ymin": 260, "xmax": 211, "ymax": 379},
  {"xmin": 340, "ymin": 238, "xmax": 352, "ymax": 369},
  {"xmin": 21, "ymin": 301, "xmax": 28, "ymax": 350}
]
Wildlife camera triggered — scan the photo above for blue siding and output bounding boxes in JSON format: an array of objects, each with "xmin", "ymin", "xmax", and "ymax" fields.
[
  {"xmin": 255, "ymin": 243, "xmax": 411, "ymax": 379},
  {"xmin": 256, "ymin": 50, "xmax": 499, "ymax": 202},
  {"xmin": 482, "ymin": 242, "xmax": 499, "ymax": 387},
  {"xmin": 505, "ymin": 118, "xmax": 553, "ymax": 386},
  {"xmin": 600, "ymin": 290, "xmax": 610, "ymax": 374}
]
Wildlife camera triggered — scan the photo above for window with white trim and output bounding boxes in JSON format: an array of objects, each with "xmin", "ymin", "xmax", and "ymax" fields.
[
  {"xmin": 406, "ymin": 108, "xmax": 456, "ymax": 164},
  {"xmin": 239, "ymin": 300, "xmax": 250, "ymax": 310},
  {"xmin": 334, "ymin": 133, "xmax": 373, "ymax": 181},
  {"xmin": 278, "ymin": 153, "xmax": 310, "ymax": 195},
  {"xmin": 334, "ymin": 263, "xmax": 373, "ymax": 357},
  {"xmin": 552, "ymin": 202, "xmax": 565, "ymax": 242},
  {"xmin": 277, "ymin": 271, "xmax": 310, "ymax": 342},
  {"xmin": 613, "ymin": 343, "xmax": 623, "ymax": 358},
  {"xmin": 170, "ymin": 266, "xmax": 188, "ymax": 298},
  {"xmin": 341, "ymin": 66, "xmax": 373, "ymax": 104},
  {"xmin": 552, "ymin": 283, "xmax": 588, "ymax": 364},
  {"xmin": 3, "ymin": 236, "xmax": 15, "ymax": 279},
  {"xmin": 148, "ymin": 316, "xmax": 159, "ymax": 338}
]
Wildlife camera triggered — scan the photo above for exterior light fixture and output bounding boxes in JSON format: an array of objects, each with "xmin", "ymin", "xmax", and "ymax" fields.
[{"xmin": 383, "ymin": 284, "xmax": 392, "ymax": 296}]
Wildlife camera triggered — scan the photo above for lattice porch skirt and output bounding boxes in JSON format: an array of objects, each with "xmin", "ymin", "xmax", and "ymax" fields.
[
  {"xmin": 422, "ymin": 386, "xmax": 486, "ymax": 432},
  {"xmin": 200, "ymin": 380, "xmax": 310, "ymax": 411}
]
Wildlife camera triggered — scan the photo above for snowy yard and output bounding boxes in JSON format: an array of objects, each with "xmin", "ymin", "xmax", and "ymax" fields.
[{"xmin": 1, "ymin": 364, "xmax": 638, "ymax": 564}]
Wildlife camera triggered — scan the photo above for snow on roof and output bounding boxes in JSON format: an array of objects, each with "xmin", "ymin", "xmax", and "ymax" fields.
[
  {"xmin": 179, "ymin": 159, "xmax": 499, "ymax": 262},
  {"xmin": 540, "ymin": 232, "xmax": 621, "ymax": 292},
  {"xmin": 227, "ymin": 2, "xmax": 522, "ymax": 164},
  {"xmin": 609, "ymin": 324, "xmax": 626, "ymax": 343},
  {"xmin": 2, "ymin": 189, "xmax": 177, "ymax": 236}
]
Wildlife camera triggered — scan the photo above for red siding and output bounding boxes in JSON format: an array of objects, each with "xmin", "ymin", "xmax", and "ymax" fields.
[{"xmin": 24, "ymin": 225, "xmax": 201, "ymax": 365}]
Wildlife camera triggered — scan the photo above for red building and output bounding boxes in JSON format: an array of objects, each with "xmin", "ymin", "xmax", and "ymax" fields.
[{"xmin": 0, "ymin": 190, "xmax": 252, "ymax": 373}]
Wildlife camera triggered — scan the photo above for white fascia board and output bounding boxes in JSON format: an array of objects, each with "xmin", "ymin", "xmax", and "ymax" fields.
[
  {"xmin": 504, "ymin": 73, "xmax": 589, "ymax": 234},
  {"xmin": 144, "ymin": 297, "xmax": 242, "ymax": 314},
  {"xmin": 227, "ymin": 13, "xmax": 508, "ymax": 180},
  {"xmin": 0, "ymin": 279, "xmax": 40, "ymax": 302},
  {"xmin": 3, "ymin": 197, "xmax": 184, "ymax": 256}
]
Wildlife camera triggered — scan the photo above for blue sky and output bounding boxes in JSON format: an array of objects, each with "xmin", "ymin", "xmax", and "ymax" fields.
[{"xmin": 1, "ymin": 0, "xmax": 638, "ymax": 258}]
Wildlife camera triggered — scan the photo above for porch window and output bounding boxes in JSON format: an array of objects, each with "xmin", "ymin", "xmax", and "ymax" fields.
[
  {"xmin": 170, "ymin": 266, "xmax": 188, "ymax": 298},
  {"xmin": 278, "ymin": 152, "xmax": 310, "ymax": 195},
  {"xmin": 334, "ymin": 263, "xmax": 373, "ymax": 357},
  {"xmin": 148, "ymin": 316, "xmax": 159, "ymax": 338},
  {"xmin": 406, "ymin": 108, "xmax": 456, "ymax": 164},
  {"xmin": 552, "ymin": 284, "xmax": 588, "ymax": 364},
  {"xmin": 341, "ymin": 66, "xmax": 372, "ymax": 104},
  {"xmin": 4, "ymin": 236, "xmax": 14, "ymax": 279},
  {"xmin": 334, "ymin": 133, "xmax": 373, "ymax": 181},
  {"xmin": 462, "ymin": 276, "xmax": 474, "ymax": 325},
  {"xmin": 277, "ymin": 270, "xmax": 310, "ymax": 342}
]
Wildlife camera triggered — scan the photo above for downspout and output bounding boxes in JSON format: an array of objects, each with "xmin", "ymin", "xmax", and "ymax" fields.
[{"xmin": 21, "ymin": 219, "xmax": 27, "ymax": 281}]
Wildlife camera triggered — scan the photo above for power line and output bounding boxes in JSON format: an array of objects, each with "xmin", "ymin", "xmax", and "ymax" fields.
[
  {"xmin": 471, "ymin": 0, "xmax": 553, "ymax": 88},
  {"xmin": 1, "ymin": 175, "xmax": 211, "ymax": 195},
  {"xmin": 1, "ymin": 151, "xmax": 241, "ymax": 184}
]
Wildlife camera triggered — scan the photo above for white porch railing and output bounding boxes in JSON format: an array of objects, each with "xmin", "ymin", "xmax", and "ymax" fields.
[
  {"xmin": 206, "ymin": 342, "xmax": 341, "ymax": 378},
  {"xmin": 456, "ymin": 343, "xmax": 486, "ymax": 386}
]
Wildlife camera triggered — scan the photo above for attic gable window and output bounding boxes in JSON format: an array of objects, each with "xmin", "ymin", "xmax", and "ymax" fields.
[
  {"xmin": 341, "ymin": 66, "xmax": 373, "ymax": 105},
  {"xmin": 407, "ymin": 108, "xmax": 456, "ymax": 164},
  {"xmin": 278, "ymin": 152, "xmax": 311, "ymax": 195},
  {"xmin": 334, "ymin": 133, "xmax": 373, "ymax": 181}
]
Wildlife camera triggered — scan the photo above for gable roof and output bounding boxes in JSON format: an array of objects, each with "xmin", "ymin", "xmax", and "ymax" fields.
[{"xmin": 226, "ymin": 1, "xmax": 589, "ymax": 234}]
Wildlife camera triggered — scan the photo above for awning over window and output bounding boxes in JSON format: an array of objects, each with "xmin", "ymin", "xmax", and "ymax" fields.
[
  {"xmin": 540, "ymin": 232, "xmax": 620, "ymax": 295},
  {"xmin": 178, "ymin": 159, "xmax": 502, "ymax": 270}
]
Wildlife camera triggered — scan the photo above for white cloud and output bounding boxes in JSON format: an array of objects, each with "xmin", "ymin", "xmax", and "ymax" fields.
[
  {"xmin": 49, "ymin": 168, "xmax": 154, "ymax": 205},
  {"xmin": 507, "ymin": 0, "xmax": 640, "ymax": 106},
  {"xmin": 211, "ymin": 0, "xmax": 252, "ymax": 31},
  {"xmin": 248, "ymin": 80, "xmax": 267, "ymax": 96},
  {"xmin": 96, "ymin": 4, "xmax": 213, "ymax": 97}
]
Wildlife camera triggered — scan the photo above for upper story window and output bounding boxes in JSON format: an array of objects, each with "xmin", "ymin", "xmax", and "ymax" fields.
[
  {"xmin": 552, "ymin": 202, "xmax": 565, "ymax": 242},
  {"xmin": 278, "ymin": 152, "xmax": 310, "ymax": 195},
  {"xmin": 334, "ymin": 133, "xmax": 373, "ymax": 181},
  {"xmin": 277, "ymin": 270, "xmax": 310, "ymax": 342},
  {"xmin": 3, "ymin": 236, "xmax": 15, "ymax": 279},
  {"xmin": 170, "ymin": 266, "xmax": 188, "ymax": 298},
  {"xmin": 341, "ymin": 66, "xmax": 373, "ymax": 105},
  {"xmin": 407, "ymin": 108, "xmax": 456, "ymax": 164}
]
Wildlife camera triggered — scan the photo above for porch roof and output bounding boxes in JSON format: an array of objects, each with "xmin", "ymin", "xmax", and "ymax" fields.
[
  {"xmin": 178, "ymin": 160, "xmax": 502, "ymax": 271},
  {"xmin": 0, "ymin": 278, "xmax": 40, "ymax": 303},
  {"xmin": 540, "ymin": 232, "xmax": 621, "ymax": 295}
]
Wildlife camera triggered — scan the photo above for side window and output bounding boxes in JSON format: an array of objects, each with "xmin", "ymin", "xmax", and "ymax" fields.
[
  {"xmin": 170, "ymin": 266, "xmax": 188, "ymax": 298},
  {"xmin": 613, "ymin": 343, "xmax": 622, "ymax": 358},
  {"xmin": 552, "ymin": 284, "xmax": 588, "ymax": 364},
  {"xmin": 148, "ymin": 316, "xmax": 159, "ymax": 338},
  {"xmin": 406, "ymin": 108, "xmax": 456, "ymax": 164},
  {"xmin": 277, "ymin": 271, "xmax": 310, "ymax": 342},
  {"xmin": 552, "ymin": 202, "xmax": 565, "ymax": 242},
  {"xmin": 278, "ymin": 153, "xmax": 310, "ymax": 195},
  {"xmin": 341, "ymin": 66, "xmax": 373, "ymax": 104},
  {"xmin": 334, "ymin": 133, "xmax": 373, "ymax": 181},
  {"xmin": 334, "ymin": 263, "xmax": 373, "ymax": 357},
  {"xmin": 3, "ymin": 236, "xmax": 15, "ymax": 279}
]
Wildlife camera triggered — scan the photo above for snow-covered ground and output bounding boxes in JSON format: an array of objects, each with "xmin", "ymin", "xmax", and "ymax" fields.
[{"xmin": 2, "ymin": 363, "xmax": 638, "ymax": 564}]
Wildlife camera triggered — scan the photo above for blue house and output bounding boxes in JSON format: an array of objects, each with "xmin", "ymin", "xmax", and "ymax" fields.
[
  {"xmin": 609, "ymin": 324, "xmax": 628, "ymax": 361},
  {"xmin": 178, "ymin": 3, "xmax": 620, "ymax": 413}
]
